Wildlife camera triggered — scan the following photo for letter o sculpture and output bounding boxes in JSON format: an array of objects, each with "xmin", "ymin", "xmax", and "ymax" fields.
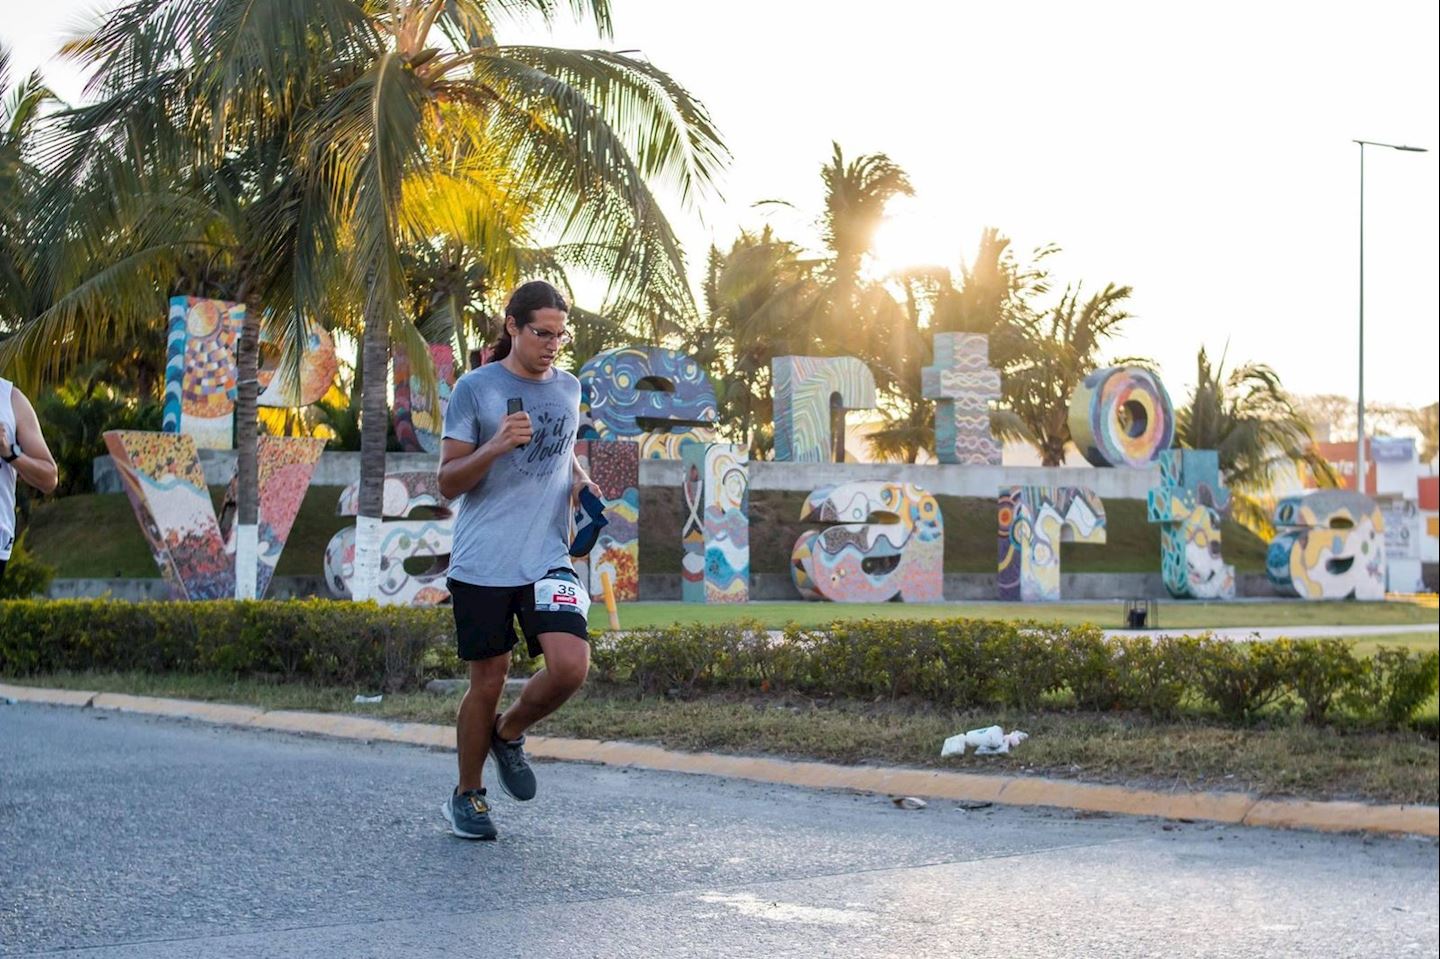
[{"xmin": 1068, "ymin": 366, "xmax": 1174, "ymax": 468}]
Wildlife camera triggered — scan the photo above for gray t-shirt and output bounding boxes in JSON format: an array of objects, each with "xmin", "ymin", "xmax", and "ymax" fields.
[{"xmin": 442, "ymin": 362, "xmax": 581, "ymax": 586}]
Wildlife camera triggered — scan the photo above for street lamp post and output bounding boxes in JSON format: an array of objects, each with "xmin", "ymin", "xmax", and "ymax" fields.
[{"xmin": 1354, "ymin": 139, "xmax": 1426, "ymax": 494}]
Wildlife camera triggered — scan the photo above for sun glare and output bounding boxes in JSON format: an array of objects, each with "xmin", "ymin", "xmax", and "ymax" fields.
[{"xmin": 864, "ymin": 199, "xmax": 966, "ymax": 281}]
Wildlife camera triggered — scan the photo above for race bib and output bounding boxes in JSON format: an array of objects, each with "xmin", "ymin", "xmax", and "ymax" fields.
[{"xmin": 534, "ymin": 573, "xmax": 591, "ymax": 618}]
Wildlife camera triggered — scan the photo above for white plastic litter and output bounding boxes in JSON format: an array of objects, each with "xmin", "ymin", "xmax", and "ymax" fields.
[
  {"xmin": 353, "ymin": 694, "xmax": 383, "ymax": 704},
  {"xmin": 892, "ymin": 796, "xmax": 928, "ymax": 810},
  {"xmin": 940, "ymin": 725, "xmax": 1030, "ymax": 757}
]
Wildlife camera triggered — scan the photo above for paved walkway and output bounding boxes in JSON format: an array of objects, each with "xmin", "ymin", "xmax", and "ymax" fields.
[{"xmin": 1104, "ymin": 623, "xmax": 1439, "ymax": 641}]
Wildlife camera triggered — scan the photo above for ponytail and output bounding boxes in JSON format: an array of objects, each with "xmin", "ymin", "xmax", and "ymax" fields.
[{"xmin": 492, "ymin": 280, "xmax": 569, "ymax": 361}]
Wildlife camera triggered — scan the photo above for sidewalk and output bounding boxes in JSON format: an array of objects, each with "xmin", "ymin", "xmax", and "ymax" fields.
[{"xmin": 1104, "ymin": 623, "xmax": 1439, "ymax": 641}]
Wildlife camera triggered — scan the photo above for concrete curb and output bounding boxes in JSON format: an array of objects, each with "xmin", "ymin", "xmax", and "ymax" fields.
[{"xmin": 5, "ymin": 682, "xmax": 1436, "ymax": 838}]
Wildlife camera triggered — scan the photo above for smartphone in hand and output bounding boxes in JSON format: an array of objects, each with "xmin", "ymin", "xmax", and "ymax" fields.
[{"xmin": 507, "ymin": 397, "xmax": 527, "ymax": 448}]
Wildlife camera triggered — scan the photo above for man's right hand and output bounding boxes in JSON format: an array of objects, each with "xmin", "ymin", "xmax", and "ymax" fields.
[{"xmin": 488, "ymin": 411, "xmax": 533, "ymax": 452}]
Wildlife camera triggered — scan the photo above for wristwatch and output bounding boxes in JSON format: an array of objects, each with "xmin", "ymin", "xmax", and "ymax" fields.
[{"xmin": 1, "ymin": 441, "xmax": 19, "ymax": 464}]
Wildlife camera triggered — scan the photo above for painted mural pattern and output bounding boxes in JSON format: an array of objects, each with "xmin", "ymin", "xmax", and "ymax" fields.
[
  {"xmin": 257, "ymin": 320, "xmax": 340, "ymax": 408},
  {"xmin": 1266, "ymin": 490, "xmax": 1386, "ymax": 600},
  {"xmin": 1146, "ymin": 450, "xmax": 1235, "ymax": 599},
  {"xmin": 219, "ymin": 437, "xmax": 325, "ymax": 598},
  {"xmin": 578, "ymin": 347, "xmax": 717, "ymax": 459},
  {"xmin": 393, "ymin": 343, "xmax": 458, "ymax": 454},
  {"xmin": 771, "ymin": 356, "xmax": 877, "ymax": 462},
  {"xmin": 923, "ymin": 333, "xmax": 1002, "ymax": 465},
  {"xmin": 997, "ymin": 486, "xmax": 1107, "ymax": 601},
  {"xmin": 325, "ymin": 473, "xmax": 455, "ymax": 606},
  {"xmin": 637, "ymin": 427, "xmax": 718, "ymax": 460},
  {"xmin": 681, "ymin": 443, "xmax": 750, "ymax": 603},
  {"xmin": 1068, "ymin": 366, "xmax": 1174, "ymax": 468},
  {"xmin": 104, "ymin": 430, "xmax": 233, "ymax": 600},
  {"xmin": 163, "ymin": 297, "xmax": 245, "ymax": 449},
  {"xmin": 573, "ymin": 440, "xmax": 640, "ymax": 601},
  {"xmin": 790, "ymin": 482, "xmax": 943, "ymax": 603}
]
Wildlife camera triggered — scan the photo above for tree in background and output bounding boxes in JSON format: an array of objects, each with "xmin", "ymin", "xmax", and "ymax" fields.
[
  {"xmin": 689, "ymin": 228, "xmax": 820, "ymax": 457},
  {"xmin": 0, "ymin": 47, "xmax": 55, "ymax": 342},
  {"xmin": 6, "ymin": 0, "xmax": 725, "ymax": 601},
  {"xmin": 815, "ymin": 143, "xmax": 914, "ymax": 382},
  {"xmin": 1003, "ymin": 282, "xmax": 1136, "ymax": 466},
  {"xmin": 1176, "ymin": 347, "xmax": 1338, "ymax": 537},
  {"xmin": 866, "ymin": 229, "xmax": 1053, "ymax": 462}
]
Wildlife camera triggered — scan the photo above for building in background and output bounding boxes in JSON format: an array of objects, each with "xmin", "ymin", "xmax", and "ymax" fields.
[{"xmin": 1305, "ymin": 438, "xmax": 1438, "ymax": 592}]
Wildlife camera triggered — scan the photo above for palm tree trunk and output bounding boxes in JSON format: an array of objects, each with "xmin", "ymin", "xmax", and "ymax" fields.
[
  {"xmin": 233, "ymin": 289, "xmax": 261, "ymax": 600},
  {"xmin": 351, "ymin": 298, "xmax": 391, "ymax": 602}
]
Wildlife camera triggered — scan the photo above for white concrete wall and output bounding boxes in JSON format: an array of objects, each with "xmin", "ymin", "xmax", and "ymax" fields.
[
  {"xmin": 642, "ymin": 459, "xmax": 1160, "ymax": 500},
  {"xmin": 96, "ymin": 450, "xmax": 1163, "ymax": 499}
]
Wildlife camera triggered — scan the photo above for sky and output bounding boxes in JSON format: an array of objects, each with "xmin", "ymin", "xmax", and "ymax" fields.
[{"xmin": 4, "ymin": 0, "xmax": 1437, "ymax": 408}]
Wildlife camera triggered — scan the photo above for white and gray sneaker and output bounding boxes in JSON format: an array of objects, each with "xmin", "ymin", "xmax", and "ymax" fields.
[{"xmin": 442, "ymin": 788, "xmax": 498, "ymax": 840}]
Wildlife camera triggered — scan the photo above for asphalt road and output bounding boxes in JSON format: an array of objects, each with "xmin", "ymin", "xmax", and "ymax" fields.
[{"xmin": 2, "ymin": 702, "xmax": 1436, "ymax": 958}]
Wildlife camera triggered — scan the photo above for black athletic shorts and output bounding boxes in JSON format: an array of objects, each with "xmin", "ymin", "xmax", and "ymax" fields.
[{"xmin": 448, "ymin": 567, "xmax": 590, "ymax": 661}]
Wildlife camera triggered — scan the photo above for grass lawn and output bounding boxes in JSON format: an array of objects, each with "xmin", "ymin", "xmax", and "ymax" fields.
[
  {"xmin": 25, "ymin": 487, "xmax": 1273, "ymax": 579},
  {"xmin": 609, "ymin": 601, "xmax": 1440, "ymax": 631},
  {"xmin": 9, "ymin": 670, "xmax": 1436, "ymax": 806},
  {"xmin": 24, "ymin": 486, "xmax": 351, "ymax": 579}
]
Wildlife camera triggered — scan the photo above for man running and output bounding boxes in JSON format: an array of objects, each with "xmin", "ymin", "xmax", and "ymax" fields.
[
  {"xmin": 1, "ymin": 377, "xmax": 59, "ymax": 583},
  {"xmin": 436, "ymin": 280, "xmax": 598, "ymax": 840}
]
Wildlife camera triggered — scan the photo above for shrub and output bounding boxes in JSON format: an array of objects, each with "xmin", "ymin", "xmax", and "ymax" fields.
[
  {"xmin": 1360, "ymin": 647, "xmax": 1440, "ymax": 729},
  {"xmin": 0, "ymin": 532, "xmax": 56, "ymax": 600},
  {"xmin": 1282, "ymin": 639, "xmax": 1367, "ymax": 725},
  {"xmin": 0, "ymin": 601, "xmax": 1421, "ymax": 731},
  {"xmin": 1195, "ymin": 639, "xmax": 1289, "ymax": 723},
  {"xmin": 0, "ymin": 599, "xmax": 451, "ymax": 692}
]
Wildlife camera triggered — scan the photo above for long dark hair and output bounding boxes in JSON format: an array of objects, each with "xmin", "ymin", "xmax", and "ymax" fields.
[{"xmin": 492, "ymin": 280, "xmax": 569, "ymax": 362}]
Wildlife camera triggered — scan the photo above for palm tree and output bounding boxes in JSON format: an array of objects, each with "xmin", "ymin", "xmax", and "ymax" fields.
[
  {"xmin": 814, "ymin": 143, "xmax": 913, "ymax": 372},
  {"xmin": 13, "ymin": 0, "xmax": 726, "ymax": 600},
  {"xmin": 865, "ymin": 230, "xmax": 1053, "ymax": 463},
  {"xmin": 0, "ymin": 48, "xmax": 55, "ymax": 338},
  {"xmin": 2, "ymin": 77, "xmax": 332, "ymax": 596},
  {"xmin": 1176, "ymin": 346, "xmax": 1338, "ymax": 536},
  {"xmin": 689, "ymin": 227, "xmax": 820, "ymax": 455},
  {"xmin": 1005, "ymin": 282, "xmax": 1136, "ymax": 466},
  {"xmin": 286, "ymin": 0, "xmax": 726, "ymax": 599}
]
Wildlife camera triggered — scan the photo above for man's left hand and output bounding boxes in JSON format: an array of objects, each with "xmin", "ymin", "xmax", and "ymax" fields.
[{"xmin": 572, "ymin": 479, "xmax": 602, "ymax": 506}]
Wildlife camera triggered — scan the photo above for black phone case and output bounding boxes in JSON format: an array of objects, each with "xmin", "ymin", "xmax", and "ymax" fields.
[{"xmin": 507, "ymin": 397, "xmax": 527, "ymax": 447}]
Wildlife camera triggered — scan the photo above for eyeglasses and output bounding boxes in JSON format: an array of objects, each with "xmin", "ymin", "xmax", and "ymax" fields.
[{"xmin": 523, "ymin": 326, "xmax": 573, "ymax": 347}]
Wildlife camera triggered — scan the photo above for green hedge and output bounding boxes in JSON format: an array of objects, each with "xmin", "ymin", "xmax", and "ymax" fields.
[
  {"xmin": 1, "ymin": 601, "xmax": 1435, "ymax": 728},
  {"xmin": 590, "ymin": 620, "xmax": 1437, "ymax": 729},
  {"xmin": 0, "ymin": 599, "xmax": 453, "ymax": 692}
]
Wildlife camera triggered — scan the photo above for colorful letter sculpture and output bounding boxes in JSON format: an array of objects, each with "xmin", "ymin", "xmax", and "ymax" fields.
[
  {"xmin": 771, "ymin": 356, "xmax": 877, "ymax": 462},
  {"xmin": 1266, "ymin": 491, "xmax": 1386, "ymax": 600},
  {"xmin": 578, "ymin": 347, "xmax": 718, "ymax": 459},
  {"xmin": 393, "ymin": 343, "xmax": 458, "ymax": 454},
  {"xmin": 573, "ymin": 440, "xmax": 640, "ymax": 601},
  {"xmin": 1147, "ymin": 450, "xmax": 1236, "ymax": 600},
  {"xmin": 681, "ymin": 443, "xmax": 750, "ymax": 603},
  {"xmin": 1068, "ymin": 366, "xmax": 1174, "ymax": 468},
  {"xmin": 997, "ymin": 487, "xmax": 1107, "ymax": 601},
  {"xmin": 218, "ymin": 437, "xmax": 326, "ymax": 598},
  {"xmin": 163, "ymin": 297, "xmax": 245, "ymax": 449},
  {"xmin": 923, "ymin": 333, "xmax": 1001, "ymax": 465},
  {"xmin": 256, "ymin": 319, "xmax": 339, "ymax": 408},
  {"xmin": 104, "ymin": 430, "xmax": 321, "ymax": 600},
  {"xmin": 324, "ymin": 473, "xmax": 454, "ymax": 606},
  {"xmin": 790, "ymin": 482, "xmax": 943, "ymax": 603}
]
